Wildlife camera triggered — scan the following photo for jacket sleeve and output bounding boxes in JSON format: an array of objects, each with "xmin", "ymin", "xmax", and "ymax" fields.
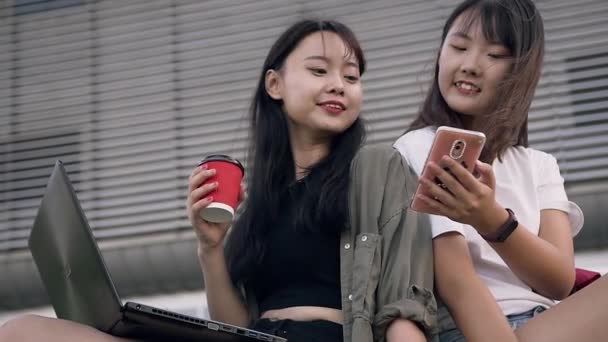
[{"xmin": 353, "ymin": 146, "xmax": 438, "ymax": 341}]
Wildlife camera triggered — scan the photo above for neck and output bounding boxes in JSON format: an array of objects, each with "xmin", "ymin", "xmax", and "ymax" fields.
[
  {"xmin": 289, "ymin": 132, "xmax": 331, "ymax": 180},
  {"xmin": 459, "ymin": 112, "xmax": 476, "ymax": 129}
]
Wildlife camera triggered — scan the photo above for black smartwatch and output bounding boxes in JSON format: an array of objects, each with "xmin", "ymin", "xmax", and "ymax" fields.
[{"xmin": 481, "ymin": 208, "xmax": 518, "ymax": 243}]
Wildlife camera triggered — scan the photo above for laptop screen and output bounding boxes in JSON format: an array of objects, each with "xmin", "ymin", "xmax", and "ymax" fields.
[
  {"xmin": 27, "ymin": 161, "xmax": 287, "ymax": 342},
  {"xmin": 28, "ymin": 161, "xmax": 124, "ymax": 332}
]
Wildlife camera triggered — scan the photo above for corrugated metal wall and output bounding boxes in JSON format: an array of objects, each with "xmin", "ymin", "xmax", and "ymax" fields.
[{"xmin": 1, "ymin": 0, "xmax": 607, "ymax": 310}]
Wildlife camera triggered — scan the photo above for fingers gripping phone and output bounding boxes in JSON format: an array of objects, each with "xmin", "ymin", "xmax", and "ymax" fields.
[{"xmin": 410, "ymin": 126, "xmax": 486, "ymax": 213}]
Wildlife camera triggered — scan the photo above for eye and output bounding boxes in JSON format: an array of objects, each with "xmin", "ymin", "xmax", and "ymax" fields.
[
  {"xmin": 344, "ymin": 75, "xmax": 359, "ymax": 83},
  {"xmin": 450, "ymin": 44, "xmax": 466, "ymax": 52},
  {"xmin": 309, "ymin": 67, "xmax": 327, "ymax": 76},
  {"xmin": 488, "ymin": 46, "xmax": 511, "ymax": 59},
  {"xmin": 488, "ymin": 53, "xmax": 510, "ymax": 59}
]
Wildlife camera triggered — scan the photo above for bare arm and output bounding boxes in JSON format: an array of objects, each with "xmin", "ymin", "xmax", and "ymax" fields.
[
  {"xmin": 434, "ymin": 232, "xmax": 517, "ymax": 342},
  {"xmin": 421, "ymin": 158, "xmax": 575, "ymax": 300},
  {"xmin": 198, "ymin": 246, "xmax": 249, "ymax": 326},
  {"xmin": 386, "ymin": 319, "xmax": 426, "ymax": 342},
  {"xmin": 187, "ymin": 165, "xmax": 249, "ymax": 326},
  {"xmin": 485, "ymin": 208, "xmax": 575, "ymax": 300}
]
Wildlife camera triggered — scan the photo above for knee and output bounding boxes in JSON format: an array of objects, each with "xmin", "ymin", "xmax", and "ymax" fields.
[{"xmin": 0, "ymin": 314, "xmax": 45, "ymax": 341}]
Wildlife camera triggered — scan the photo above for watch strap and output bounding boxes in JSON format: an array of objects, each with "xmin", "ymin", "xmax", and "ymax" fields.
[{"xmin": 481, "ymin": 208, "xmax": 518, "ymax": 243}]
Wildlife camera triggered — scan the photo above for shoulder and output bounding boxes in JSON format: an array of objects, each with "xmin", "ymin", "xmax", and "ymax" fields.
[
  {"xmin": 350, "ymin": 144, "xmax": 418, "ymax": 198},
  {"xmin": 393, "ymin": 127, "xmax": 436, "ymax": 151},
  {"xmin": 504, "ymin": 145, "xmax": 554, "ymax": 161},
  {"xmin": 527, "ymin": 147, "xmax": 559, "ymax": 165},
  {"xmin": 353, "ymin": 145, "xmax": 414, "ymax": 180},
  {"xmin": 393, "ymin": 127, "xmax": 436, "ymax": 175},
  {"xmin": 503, "ymin": 146, "xmax": 559, "ymax": 172},
  {"xmin": 349, "ymin": 145, "xmax": 430, "ymax": 237},
  {"xmin": 353, "ymin": 144, "xmax": 402, "ymax": 165}
]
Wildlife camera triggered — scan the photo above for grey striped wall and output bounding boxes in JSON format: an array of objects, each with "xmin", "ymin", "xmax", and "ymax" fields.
[{"xmin": 1, "ymin": 0, "xmax": 607, "ymax": 310}]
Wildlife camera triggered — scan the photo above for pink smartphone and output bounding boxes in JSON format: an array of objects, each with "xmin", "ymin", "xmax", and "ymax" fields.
[{"xmin": 410, "ymin": 126, "xmax": 486, "ymax": 213}]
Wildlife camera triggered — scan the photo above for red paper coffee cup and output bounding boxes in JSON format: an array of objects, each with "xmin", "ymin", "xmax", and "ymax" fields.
[{"xmin": 198, "ymin": 155, "xmax": 244, "ymax": 223}]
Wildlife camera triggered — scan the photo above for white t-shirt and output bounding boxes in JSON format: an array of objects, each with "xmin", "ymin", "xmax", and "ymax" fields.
[{"xmin": 394, "ymin": 126, "xmax": 584, "ymax": 316}]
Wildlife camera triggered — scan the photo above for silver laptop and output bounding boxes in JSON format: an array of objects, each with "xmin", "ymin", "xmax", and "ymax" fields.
[{"xmin": 28, "ymin": 160, "xmax": 286, "ymax": 342}]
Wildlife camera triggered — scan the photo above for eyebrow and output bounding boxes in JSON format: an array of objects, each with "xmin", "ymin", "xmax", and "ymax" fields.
[
  {"xmin": 304, "ymin": 55, "xmax": 359, "ymax": 69},
  {"xmin": 450, "ymin": 31, "xmax": 471, "ymax": 40}
]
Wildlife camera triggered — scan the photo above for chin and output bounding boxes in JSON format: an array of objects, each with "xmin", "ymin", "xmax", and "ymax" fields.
[
  {"xmin": 322, "ymin": 127, "xmax": 349, "ymax": 136},
  {"xmin": 320, "ymin": 119, "xmax": 355, "ymax": 133},
  {"xmin": 318, "ymin": 124, "xmax": 350, "ymax": 137},
  {"xmin": 446, "ymin": 102, "xmax": 483, "ymax": 117}
]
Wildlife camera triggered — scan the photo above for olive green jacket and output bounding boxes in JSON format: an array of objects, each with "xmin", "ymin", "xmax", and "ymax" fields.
[{"xmin": 245, "ymin": 145, "xmax": 438, "ymax": 341}]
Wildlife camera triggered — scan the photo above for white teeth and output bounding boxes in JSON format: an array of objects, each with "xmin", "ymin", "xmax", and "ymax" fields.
[
  {"xmin": 324, "ymin": 104, "xmax": 342, "ymax": 109},
  {"xmin": 456, "ymin": 82, "xmax": 479, "ymax": 92}
]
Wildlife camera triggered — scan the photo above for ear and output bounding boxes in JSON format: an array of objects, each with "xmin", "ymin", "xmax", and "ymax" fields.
[{"xmin": 265, "ymin": 69, "xmax": 283, "ymax": 100}]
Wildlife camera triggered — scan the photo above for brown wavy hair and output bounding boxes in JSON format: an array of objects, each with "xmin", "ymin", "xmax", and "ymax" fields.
[{"xmin": 407, "ymin": 0, "xmax": 545, "ymax": 163}]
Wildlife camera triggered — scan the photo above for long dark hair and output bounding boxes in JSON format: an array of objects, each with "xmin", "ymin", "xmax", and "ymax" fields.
[
  {"xmin": 408, "ymin": 0, "xmax": 545, "ymax": 162},
  {"xmin": 225, "ymin": 19, "xmax": 366, "ymax": 286}
]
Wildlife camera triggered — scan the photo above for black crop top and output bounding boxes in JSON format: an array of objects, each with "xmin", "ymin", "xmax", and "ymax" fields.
[{"xmin": 249, "ymin": 179, "xmax": 342, "ymax": 313}]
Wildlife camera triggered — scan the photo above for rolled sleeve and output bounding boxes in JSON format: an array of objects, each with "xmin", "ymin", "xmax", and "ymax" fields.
[{"xmin": 374, "ymin": 284, "xmax": 437, "ymax": 339}]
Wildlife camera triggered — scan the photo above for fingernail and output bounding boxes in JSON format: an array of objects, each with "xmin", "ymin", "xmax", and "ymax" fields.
[
  {"xmin": 206, "ymin": 196, "xmax": 213, "ymax": 202},
  {"xmin": 200, "ymin": 164, "xmax": 208, "ymax": 170}
]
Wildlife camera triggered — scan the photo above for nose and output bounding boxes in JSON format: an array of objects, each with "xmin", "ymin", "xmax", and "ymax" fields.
[
  {"xmin": 326, "ymin": 72, "xmax": 345, "ymax": 96},
  {"xmin": 460, "ymin": 52, "xmax": 482, "ymax": 76}
]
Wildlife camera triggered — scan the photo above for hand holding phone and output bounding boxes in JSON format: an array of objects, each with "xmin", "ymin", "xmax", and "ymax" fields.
[{"xmin": 410, "ymin": 126, "xmax": 486, "ymax": 213}]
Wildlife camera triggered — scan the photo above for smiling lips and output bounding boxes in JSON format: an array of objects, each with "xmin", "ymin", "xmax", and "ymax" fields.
[
  {"xmin": 318, "ymin": 100, "xmax": 346, "ymax": 115},
  {"xmin": 455, "ymin": 81, "xmax": 481, "ymax": 94}
]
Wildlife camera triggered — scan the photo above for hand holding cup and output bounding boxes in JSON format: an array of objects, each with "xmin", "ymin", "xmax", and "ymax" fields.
[{"xmin": 187, "ymin": 155, "xmax": 245, "ymax": 252}]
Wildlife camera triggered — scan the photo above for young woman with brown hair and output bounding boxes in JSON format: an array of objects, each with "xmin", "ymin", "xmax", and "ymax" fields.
[{"xmin": 394, "ymin": 1, "xmax": 608, "ymax": 341}]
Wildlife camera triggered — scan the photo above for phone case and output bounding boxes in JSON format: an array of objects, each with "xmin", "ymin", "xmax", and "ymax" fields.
[{"xmin": 410, "ymin": 126, "xmax": 486, "ymax": 213}]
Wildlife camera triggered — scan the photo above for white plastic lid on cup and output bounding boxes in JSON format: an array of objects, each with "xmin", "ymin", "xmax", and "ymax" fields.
[{"xmin": 200, "ymin": 202, "xmax": 235, "ymax": 223}]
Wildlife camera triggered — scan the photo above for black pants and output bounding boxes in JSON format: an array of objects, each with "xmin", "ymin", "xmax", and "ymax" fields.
[{"xmin": 250, "ymin": 318, "xmax": 343, "ymax": 342}]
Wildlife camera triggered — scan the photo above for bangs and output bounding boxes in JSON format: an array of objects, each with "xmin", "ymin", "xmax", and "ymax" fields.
[
  {"xmin": 457, "ymin": 4, "xmax": 516, "ymax": 55},
  {"xmin": 318, "ymin": 22, "xmax": 366, "ymax": 75}
]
